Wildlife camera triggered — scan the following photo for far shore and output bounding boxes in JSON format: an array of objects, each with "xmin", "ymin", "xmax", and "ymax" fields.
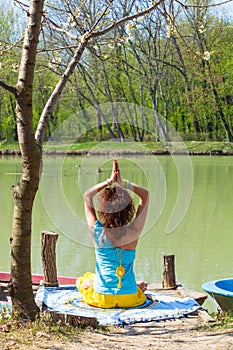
[
  {"xmin": 0, "ymin": 141, "xmax": 233, "ymax": 156},
  {"xmin": 0, "ymin": 149, "xmax": 233, "ymax": 156}
]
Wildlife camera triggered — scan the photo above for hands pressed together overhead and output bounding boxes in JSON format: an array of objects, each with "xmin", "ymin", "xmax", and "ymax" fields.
[{"xmin": 107, "ymin": 160, "xmax": 125, "ymax": 186}]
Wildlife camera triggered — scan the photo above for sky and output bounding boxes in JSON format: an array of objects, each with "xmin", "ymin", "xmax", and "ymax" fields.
[
  {"xmin": 213, "ymin": 0, "xmax": 233, "ymax": 16},
  {"xmin": 1, "ymin": 0, "xmax": 233, "ymax": 15},
  {"xmin": 1, "ymin": 1, "xmax": 233, "ymax": 21}
]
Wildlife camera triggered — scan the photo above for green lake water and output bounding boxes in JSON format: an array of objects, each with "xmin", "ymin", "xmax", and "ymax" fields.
[{"xmin": 0, "ymin": 154, "xmax": 233, "ymax": 312}]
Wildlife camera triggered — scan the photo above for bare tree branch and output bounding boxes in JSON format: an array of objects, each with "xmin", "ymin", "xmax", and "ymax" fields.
[
  {"xmin": 13, "ymin": 0, "xmax": 29, "ymax": 14},
  {"xmin": 175, "ymin": 0, "xmax": 233, "ymax": 10},
  {"xmin": 37, "ymin": 44, "xmax": 80, "ymax": 53},
  {"xmin": 45, "ymin": 17, "xmax": 78, "ymax": 40},
  {"xmin": 35, "ymin": 39, "xmax": 87, "ymax": 145},
  {"xmin": 0, "ymin": 80, "xmax": 17, "ymax": 94},
  {"xmin": 0, "ymin": 36, "xmax": 24, "ymax": 55},
  {"xmin": 88, "ymin": 0, "xmax": 114, "ymax": 34},
  {"xmin": 89, "ymin": 2, "xmax": 163, "ymax": 40}
]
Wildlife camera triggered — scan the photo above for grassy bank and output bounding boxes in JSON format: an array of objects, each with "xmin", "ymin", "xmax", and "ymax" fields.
[
  {"xmin": 0, "ymin": 140, "xmax": 233, "ymax": 155},
  {"xmin": 0, "ymin": 316, "xmax": 84, "ymax": 349}
]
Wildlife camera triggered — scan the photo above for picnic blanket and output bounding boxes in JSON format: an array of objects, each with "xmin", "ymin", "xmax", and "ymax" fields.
[{"xmin": 35, "ymin": 285, "xmax": 201, "ymax": 326}]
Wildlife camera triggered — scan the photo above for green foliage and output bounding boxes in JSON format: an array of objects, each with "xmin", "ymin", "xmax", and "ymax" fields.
[
  {"xmin": 0, "ymin": 1, "xmax": 233, "ymax": 143},
  {"xmin": 0, "ymin": 3, "xmax": 23, "ymax": 141},
  {"xmin": 215, "ymin": 310, "xmax": 233, "ymax": 328}
]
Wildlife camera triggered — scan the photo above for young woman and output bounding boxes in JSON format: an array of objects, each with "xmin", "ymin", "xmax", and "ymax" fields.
[{"xmin": 77, "ymin": 160, "xmax": 149, "ymax": 308}]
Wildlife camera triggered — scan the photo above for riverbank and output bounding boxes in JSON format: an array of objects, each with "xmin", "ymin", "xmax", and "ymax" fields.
[{"xmin": 0, "ymin": 141, "xmax": 233, "ymax": 156}]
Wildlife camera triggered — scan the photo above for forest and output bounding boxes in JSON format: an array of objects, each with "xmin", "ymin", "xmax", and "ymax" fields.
[{"xmin": 0, "ymin": 0, "xmax": 233, "ymax": 143}]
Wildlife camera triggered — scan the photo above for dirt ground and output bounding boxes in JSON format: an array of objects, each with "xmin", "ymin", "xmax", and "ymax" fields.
[
  {"xmin": 1, "ymin": 316, "xmax": 233, "ymax": 350},
  {"xmin": 1, "ymin": 284, "xmax": 233, "ymax": 349},
  {"xmin": 67, "ymin": 318, "xmax": 233, "ymax": 350},
  {"xmin": 77, "ymin": 324, "xmax": 233, "ymax": 350}
]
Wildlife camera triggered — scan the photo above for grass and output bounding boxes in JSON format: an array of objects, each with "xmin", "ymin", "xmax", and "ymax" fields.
[
  {"xmin": 215, "ymin": 310, "xmax": 233, "ymax": 328},
  {"xmin": 197, "ymin": 310, "xmax": 233, "ymax": 332},
  {"xmin": 0, "ymin": 317, "xmax": 75, "ymax": 348},
  {"xmin": 0, "ymin": 312, "xmax": 103, "ymax": 349},
  {"xmin": 0, "ymin": 140, "xmax": 20, "ymax": 150},
  {"xmin": 0, "ymin": 140, "xmax": 233, "ymax": 154}
]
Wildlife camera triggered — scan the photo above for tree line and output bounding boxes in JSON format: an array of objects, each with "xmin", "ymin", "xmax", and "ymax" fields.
[{"xmin": 1, "ymin": 1, "xmax": 233, "ymax": 143}]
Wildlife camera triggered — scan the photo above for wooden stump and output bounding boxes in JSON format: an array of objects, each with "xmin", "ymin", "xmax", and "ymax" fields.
[
  {"xmin": 47, "ymin": 310, "xmax": 98, "ymax": 328},
  {"xmin": 162, "ymin": 255, "xmax": 176, "ymax": 289},
  {"xmin": 41, "ymin": 231, "xmax": 59, "ymax": 287}
]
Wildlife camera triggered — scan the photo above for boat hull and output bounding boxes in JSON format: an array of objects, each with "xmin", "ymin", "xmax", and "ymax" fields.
[
  {"xmin": 0, "ymin": 272, "xmax": 77, "ymax": 286},
  {"xmin": 202, "ymin": 278, "xmax": 233, "ymax": 313}
]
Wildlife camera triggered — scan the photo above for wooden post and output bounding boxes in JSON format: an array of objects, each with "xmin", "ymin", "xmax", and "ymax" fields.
[
  {"xmin": 41, "ymin": 231, "xmax": 59, "ymax": 287},
  {"xmin": 162, "ymin": 255, "xmax": 176, "ymax": 289}
]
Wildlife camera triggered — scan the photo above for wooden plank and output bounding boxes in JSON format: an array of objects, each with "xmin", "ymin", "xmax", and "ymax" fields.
[
  {"xmin": 176, "ymin": 286, "xmax": 207, "ymax": 305},
  {"xmin": 198, "ymin": 309, "xmax": 215, "ymax": 323},
  {"xmin": 147, "ymin": 283, "xmax": 208, "ymax": 306}
]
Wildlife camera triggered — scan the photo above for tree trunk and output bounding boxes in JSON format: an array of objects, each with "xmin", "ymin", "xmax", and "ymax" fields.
[
  {"xmin": 150, "ymin": 90, "xmax": 170, "ymax": 142},
  {"xmin": 206, "ymin": 63, "xmax": 233, "ymax": 142},
  {"xmin": 9, "ymin": 134, "xmax": 41, "ymax": 319},
  {"xmin": 9, "ymin": 154, "xmax": 41, "ymax": 319},
  {"xmin": 170, "ymin": 36, "xmax": 201, "ymax": 135},
  {"xmin": 8, "ymin": 0, "xmax": 44, "ymax": 320},
  {"xmin": 9, "ymin": 94, "xmax": 42, "ymax": 320}
]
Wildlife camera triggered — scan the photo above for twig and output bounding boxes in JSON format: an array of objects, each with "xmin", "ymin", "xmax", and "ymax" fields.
[
  {"xmin": 0, "ymin": 37, "xmax": 24, "ymax": 55},
  {"xmin": 175, "ymin": 0, "xmax": 233, "ymax": 10}
]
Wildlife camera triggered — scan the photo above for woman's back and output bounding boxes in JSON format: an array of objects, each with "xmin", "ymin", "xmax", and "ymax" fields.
[{"xmin": 94, "ymin": 220, "xmax": 138, "ymax": 295}]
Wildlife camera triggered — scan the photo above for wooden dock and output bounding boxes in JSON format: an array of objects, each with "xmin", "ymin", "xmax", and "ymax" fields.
[
  {"xmin": 0, "ymin": 275, "xmax": 213, "ymax": 327},
  {"xmin": 0, "ymin": 233, "xmax": 214, "ymax": 327}
]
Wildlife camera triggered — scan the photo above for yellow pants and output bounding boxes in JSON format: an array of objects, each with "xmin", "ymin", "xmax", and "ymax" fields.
[{"xmin": 76, "ymin": 272, "xmax": 146, "ymax": 308}]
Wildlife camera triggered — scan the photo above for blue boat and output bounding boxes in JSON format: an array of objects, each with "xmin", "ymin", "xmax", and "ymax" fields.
[{"xmin": 202, "ymin": 278, "xmax": 233, "ymax": 313}]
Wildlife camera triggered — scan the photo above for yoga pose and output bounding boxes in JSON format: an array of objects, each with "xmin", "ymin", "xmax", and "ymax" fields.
[{"xmin": 77, "ymin": 160, "xmax": 149, "ymax": 308}]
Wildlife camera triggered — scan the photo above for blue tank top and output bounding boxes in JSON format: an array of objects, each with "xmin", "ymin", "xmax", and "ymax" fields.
[{"xmin": 93, "ymin": 220, "xmax": 138, "ymax": 295}]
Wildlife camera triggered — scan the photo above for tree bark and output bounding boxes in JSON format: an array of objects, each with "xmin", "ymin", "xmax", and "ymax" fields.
[
  {"xmin": 8, "ymin": 0, "xmax": 44, "ymax": 320},
  {"xmin": 162, "ymin": 255, "xmax": 176, "ymax": 289}
]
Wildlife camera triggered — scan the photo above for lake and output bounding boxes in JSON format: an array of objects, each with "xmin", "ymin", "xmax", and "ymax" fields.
[{"xmin": 0, "ymin": 154, "xmax": 233, "ymax": 312}]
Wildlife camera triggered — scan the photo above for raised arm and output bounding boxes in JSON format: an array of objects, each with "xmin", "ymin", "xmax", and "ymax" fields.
[
  {"xmin": 116, "ymin": 170, "xmax": 149, "ymax": 239},
  {"xmin": 129, "ymin": 182, "xmax": 149, "ymax": 220},
  {"xmin": 126, "ymin": 181, "xmax": 149, "ymax": 235}
]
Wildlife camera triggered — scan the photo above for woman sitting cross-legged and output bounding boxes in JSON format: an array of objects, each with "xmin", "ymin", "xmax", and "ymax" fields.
[{"xmin": 77, "ymin": 160, "xmax": 149, "ymax": 308}]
